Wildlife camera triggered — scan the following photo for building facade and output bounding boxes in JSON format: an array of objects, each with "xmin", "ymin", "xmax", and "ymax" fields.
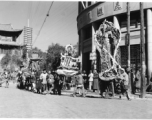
[
  {"xmin": 0, "ymin": 24, "xmax": 23, "ymax": 58},
  {"xmin": 77, "ymin": 2, "xmax": 152, "ymax": 80}
]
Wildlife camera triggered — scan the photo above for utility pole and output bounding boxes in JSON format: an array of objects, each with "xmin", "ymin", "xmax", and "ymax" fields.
[
  {"xmin": 140, "ymin": 2, "xmax": 146, "ymax": 98},
  {"xmin": 127, "ymin": 2, "xmax": 131, "ymax": 92}
]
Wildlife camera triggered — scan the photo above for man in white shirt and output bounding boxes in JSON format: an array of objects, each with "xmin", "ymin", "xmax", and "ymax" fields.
[
  {"xmin": 40, "ymin": 69, "xmax": 48, "ymax": 94},
  {"xmin": 88, "ymin": 70, "xmax": 93, "ymax": 90}
]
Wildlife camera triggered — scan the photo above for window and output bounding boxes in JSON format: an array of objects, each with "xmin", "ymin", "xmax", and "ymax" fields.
[
  {"xmin": 120, "ymin": 45, "xmax": 140, "ymax": 69},
  {"xmin": 88, "ymin": 2, "xmax": 92, "ymax": 7},
  {"xmin": 83, "ymin": 26, "xmax": 92, "ymax": 40}
]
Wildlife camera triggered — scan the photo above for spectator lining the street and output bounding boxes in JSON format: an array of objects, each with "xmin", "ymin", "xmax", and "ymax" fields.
[
  {"xmin": 40, "ymin": 69, "xmax": 48, "ymax": 94},
  {"xmin": 88, "ymin": 70, "xmax": 93, "ymax": 90},
  {"xmin": 93, "ymin": 70, "xmax": 99, "ymax": 92},
  {"xmin": 82, "ymin": 70, "xmax": 87, "ymax": 90}
]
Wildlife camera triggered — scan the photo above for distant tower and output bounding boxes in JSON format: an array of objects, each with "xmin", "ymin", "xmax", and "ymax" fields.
[{"xmin": 24, "ymin": 26, "xmax": 32, "ymax": 51}]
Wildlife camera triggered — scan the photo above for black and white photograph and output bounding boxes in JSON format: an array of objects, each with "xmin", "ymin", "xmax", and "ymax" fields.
[{"xmin": 0, "ymin": 0, "xmax": 152, "ymax": 119}]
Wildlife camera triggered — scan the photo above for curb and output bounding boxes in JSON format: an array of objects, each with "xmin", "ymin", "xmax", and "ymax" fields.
[{"xmin": 62, "ymin": 91, "xmax": 152, "ymax": 100}]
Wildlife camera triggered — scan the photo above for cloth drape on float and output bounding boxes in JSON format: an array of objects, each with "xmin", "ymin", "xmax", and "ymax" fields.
[{"xmin": 56, "ymin": 69, "xmax": 78, "ymax": 76}]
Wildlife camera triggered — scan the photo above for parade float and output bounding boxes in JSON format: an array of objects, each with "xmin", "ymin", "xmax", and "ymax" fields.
[
  {"xmin": 56, "ymin": 44, "xmax": 80, "ymax": 77},
  {"xmin": 93, "ymin": 19, "xmax": 125, "ymax": 81}
]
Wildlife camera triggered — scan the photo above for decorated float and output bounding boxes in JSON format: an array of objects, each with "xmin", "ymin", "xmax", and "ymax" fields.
[
  {"xmin": 93, "ymin": 19, "xmax": 126, "ymax": 81},
  {"xmin": 56, "ymin": 44, "xmax": 80, "ymax": 76}
]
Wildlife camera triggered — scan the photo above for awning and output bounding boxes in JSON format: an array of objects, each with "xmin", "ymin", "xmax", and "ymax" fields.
[
  {"xmin": 0, "ymin": 30, "xmax": 23, "ymax": 37},
  {"xmin": 0, "ymin": 41, "xmax": 23, "ymax": 47}
]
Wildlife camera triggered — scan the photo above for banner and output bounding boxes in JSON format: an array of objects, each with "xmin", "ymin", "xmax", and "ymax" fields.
[
  {"xmin": 60, "ymin": 54, "xmax": 79, "ymax": 70},
  {"xmin": 57, "ymin": 44, "xmax": 80, "ymax": 76}
]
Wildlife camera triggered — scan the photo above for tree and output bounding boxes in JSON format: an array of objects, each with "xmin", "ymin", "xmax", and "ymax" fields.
[
  {"xmin": 1, "ymin": 53, "xmax": 11, "ymax": 69},
  {"xmin": 46, "ymin": 43, "xmax": 65, "ymax": 70},
  {"xmin": 73, "ymin": 42, "xmax": 79, "ymax": 57},
  {"xmin": 12, "ymin": 54, "xmax": 22, "ymax": 66},
  {"xmin": 1, "ymin": 50, "xmax": 23, "ymax": 72},
  {"xmin": 22, "ymin": 46, "xmax": 27, "ymax": 60}
]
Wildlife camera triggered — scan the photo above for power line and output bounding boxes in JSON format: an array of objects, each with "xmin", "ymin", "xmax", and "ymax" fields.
[
  {"xmin": 38, "ymin": 3, "xmax": 76, "ymax": 42},
  {"xmin": 32, "ymin": 2, "xmax": 73, "ymax": 41},
  {"xmin": 33, "ymin": 1, "xmax": 54, "ymax": 45}
]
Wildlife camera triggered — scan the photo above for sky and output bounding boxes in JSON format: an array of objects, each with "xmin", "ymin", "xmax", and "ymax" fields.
[{"xmin": 0, "ymin": 1, "xmax": 78, "ymax": 52}]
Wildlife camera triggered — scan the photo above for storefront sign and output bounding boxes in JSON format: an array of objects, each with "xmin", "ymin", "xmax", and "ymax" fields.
[
  {"xmin": 113, "ymin": 2, "xmax": 123, "ymax": 11},
  {"xmin": 97, "ymin": 5, "xmax": 104, "ymax": 17}
]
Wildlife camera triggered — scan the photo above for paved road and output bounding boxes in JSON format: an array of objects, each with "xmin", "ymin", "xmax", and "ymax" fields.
[{"xmin": 0, "ymin": 82, "xmax": 152, "ymax": 118}]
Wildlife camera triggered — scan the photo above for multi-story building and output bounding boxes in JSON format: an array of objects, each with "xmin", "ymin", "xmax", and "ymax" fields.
[
  {"xmin": 24, "ymin": 26, "xmax": 32, "ymax": 51},
  {"xmin": 77, "ymin": 2, "xmax": 152, "ymax": 81}
]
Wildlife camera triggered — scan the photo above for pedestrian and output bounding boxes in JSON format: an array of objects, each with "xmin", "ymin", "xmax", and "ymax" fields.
[
  {"xmin": 93, "ymin": 70, "xmax": 99, "ymax": 92},
  {"xmin": 40, "ymin": 69, "xmax": 48, "ymax": 94},
  {"xmin": 82, "ymin": 70, "xmax": 88, "ymax": 90},
  {"xmin": 88, "ymin": 70, "xmax": 93, "ymax": 90}
]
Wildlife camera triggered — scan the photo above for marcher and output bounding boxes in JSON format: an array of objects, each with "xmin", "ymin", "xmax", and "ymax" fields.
[
  {"xmin": 47, "ymin": 71, "xmax": 54, "ymax": 94},
  {"xmin": 99, "ymin": 72, "xmax": 116, "ymax": 98},
  {"xmin": 40, "ymin": 69, "xmax": 48, "ymax": 94},
  {"xmin": 53, "ymin": 73, "xmax": 63, "ymax": 95},
  {"xmin": 93, "ymin": 70, "xmax": 99, "ymax": 92},
  {"xmin": 88, "ymin": 70, "xmax": 93, "ymax": 90},
  {"xmin": 31, "ymin": 71, "xmax": 36, "ymax": 92},
  {"xmin": 117, "ymin": 69, "xmax": 131, "ymax": 101},
  {"xmin": 4, "ymin": 70, "xmax": 9, "ymax": 88},
  {"xmin": 72, "ymin": 70, "xmax": 85, "ymax": 97},
  {"xmin": 57, "ymin": 75, "xmax": 63, "ymax": 95}
]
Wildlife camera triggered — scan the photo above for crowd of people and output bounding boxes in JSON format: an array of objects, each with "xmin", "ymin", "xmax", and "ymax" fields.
[
  {"xmin": 16, "ymin": 69, "xmax": 64, "ymax": 95},
  {"xmin": 1, "ymin": 66, "xmax": 151, "ymax": 101}
]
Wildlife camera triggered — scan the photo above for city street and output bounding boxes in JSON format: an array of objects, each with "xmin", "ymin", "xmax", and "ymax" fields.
[{"xmin": 0, "ymin": 82, "xmax": 152, "ymax": 119}]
